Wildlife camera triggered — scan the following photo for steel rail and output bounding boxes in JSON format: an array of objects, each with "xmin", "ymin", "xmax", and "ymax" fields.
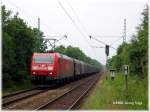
[
  {"xmin": 35, "ymin": 75, "xmax": 98, "ymax": 110},
  {"xmin": 68, "ymin": 75, "xmax": 100, "ymax": 110},
  {"xmin": 2, "ymin": 87, "xmax": 38, "ymax": 98},
  {"xmin": 3, "ymin": 88, "xmax": 51, "ymax": 108}
]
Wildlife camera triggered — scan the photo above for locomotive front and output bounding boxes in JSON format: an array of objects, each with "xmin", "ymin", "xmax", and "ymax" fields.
[{"xmin": 31, "ymin": 53, "xmax": 57, "ymax": 84}]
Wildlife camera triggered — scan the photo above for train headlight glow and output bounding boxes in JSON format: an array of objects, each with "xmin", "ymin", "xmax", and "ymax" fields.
[
  {"xmin": 32, "ymin": 66, "xmax": 38, "ymax": 70},
  {"xmin": 48, "ymin": 66, "xmax": 53, "ymax": 70},
  {"xmin": 49, "ymin": 72, "xmax": 52, "ymax": 75}
]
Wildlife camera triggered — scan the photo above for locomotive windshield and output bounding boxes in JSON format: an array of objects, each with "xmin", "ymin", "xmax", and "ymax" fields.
[{"xmin": 34, "ymin": 55, "xmax": 54, "ymax": 64}]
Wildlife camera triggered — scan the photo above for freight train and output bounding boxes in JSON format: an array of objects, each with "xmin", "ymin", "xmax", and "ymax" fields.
[{"xmin": 30, "ymin": 52, "xmax": 100, "ymax": 84}]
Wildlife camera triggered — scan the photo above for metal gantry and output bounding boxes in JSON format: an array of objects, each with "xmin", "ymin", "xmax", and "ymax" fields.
[{"xmin": 43, "ymin": 35, "xmax": 67, "ymax": 51}]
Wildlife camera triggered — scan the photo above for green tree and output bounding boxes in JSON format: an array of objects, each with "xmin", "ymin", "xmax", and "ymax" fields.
[
  {"xmin": 107, "ymin": 6, "xmax": 148, "ymax": 78},
  {"xmin": 2, "ymin": 32, "xmax": 16, "ymax": 87},
  {"xmin": 54, "ymin": 45, "xmax": 66, "ymax": 54},
  {"xmin": 2, "ymin": 5, "xmax": 47, "ymax": 89},
  {"xmin": 129, "ymin": 5, "xmax": 148, "ymax": 77}
]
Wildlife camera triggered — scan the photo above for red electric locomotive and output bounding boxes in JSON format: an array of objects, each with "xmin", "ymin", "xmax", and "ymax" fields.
[
  {"xmin": 31, "ymin": 52, "xmax": 74, "ymax": 84},
  {"xmin": 31, "ymin": 52, "xmax": 100, "ymax": 84}
]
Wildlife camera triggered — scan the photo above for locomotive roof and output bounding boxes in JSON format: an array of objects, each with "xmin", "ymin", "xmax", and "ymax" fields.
[
  {"xmin": 33, "ymin": 52, "xmax": 99, "ymax": 68},
  {"xmin": 33, "ymin": 52, "xmax": 57, "ymax": 55}
]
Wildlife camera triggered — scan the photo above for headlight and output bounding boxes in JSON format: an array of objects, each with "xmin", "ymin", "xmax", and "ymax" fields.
[
  {"xmin": 32, "ymin": 66, "xmax": 38, "ymax": 70},
  {"xmin": 48, "ymin": 66, "xmax": 53, "ymax": 70}
]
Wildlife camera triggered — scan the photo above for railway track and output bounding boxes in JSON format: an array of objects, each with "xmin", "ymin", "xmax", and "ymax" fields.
[
  {"xmin": 36, "ymin": 74, "xmax": 100, "ymax": 110},
  {"xmin": 3, "ymin": 73, "xmax": 101, "ymax": 110},
  {"xmin": 2, "ymin": 87, "xmax": 37, "ymax": 98},
  {"xmin": 2, "ymin": 86, "xmax": 53, "ymax": 109}
]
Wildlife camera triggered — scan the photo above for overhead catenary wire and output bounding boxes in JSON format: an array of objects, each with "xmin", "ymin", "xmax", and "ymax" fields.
[
  {"xmin": 65, "ymin": 0, "xmax": 119, "ymax": 50},
  {"xmin": 91, "ymin": 46, "xmax": 104, "ymax": 48},
  {"xmin": 66, "ymin": 0, "xmax": 90, "ymax": 36},
  {"xmin": 89, "ymin": 36, "xmax": 117, "ymax": 50},
  {"xmin": 66, "ymin": 0, "xmax": 122, "ymax": 63},
  {"xmin": 65, "ymin": 0, "xmax": 99, "ymax": 56},
  {"xmin": 58, "ymin": 1, "xmax": 86, "ymax": 38},
  {"xmin": 65, "ymin": 0, "xmax": 120, "ymax": 53},
  {"xmin": 58, "ymin": 0, "xmax": 96, "ymax": 57},
  {"xmin": 91, "ymin": 35, "xmax": 123, "ymax": 38},
  {"xmin": 65, "ymin": 0, "xmax": 99, "ymax": 58},
  {"xmin": 91, "ymin": 35, "xmax": 123, "ymax": 49},
  {"xmin": 66, "ymin": 0, "xmax": 89, "ymax": 35},
  {"xmin": 60, "ymin": 0, "xmax": 116, "ymax": 61},
  {"xmin": 110, "ymin": 36, "xmax": 123, "ymax": 46}
]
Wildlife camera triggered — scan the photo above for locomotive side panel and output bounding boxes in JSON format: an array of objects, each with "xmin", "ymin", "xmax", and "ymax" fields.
[{"xmin": 58, "ymin": 55, "xmax": 74, "ymax": 79}]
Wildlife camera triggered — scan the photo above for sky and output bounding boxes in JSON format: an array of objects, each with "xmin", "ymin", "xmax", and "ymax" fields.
[{"xmin": 2, "ymin": 0, "xmax": 149, "ymax": 65}]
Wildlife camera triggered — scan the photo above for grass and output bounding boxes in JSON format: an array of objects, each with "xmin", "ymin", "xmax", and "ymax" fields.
[
  {"xmin": 2, "ymin": 80, "xmax": 32, "ymax": 96},
  {"xmin": 81, "ymin": 73, "xmax": 148, "ymax": 110}
]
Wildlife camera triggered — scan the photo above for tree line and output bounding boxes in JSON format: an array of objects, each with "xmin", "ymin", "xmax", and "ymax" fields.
[
  {"xmin": 107, "ymin": 6, "xmax": 148, "ymax": 79},
  {"xmin": 2, "ymin": 6, "xmax": 102, "ymax": 89},
  {"xmin": 2, "ymin": 5, "xmax": 47, "ymax": 88}
]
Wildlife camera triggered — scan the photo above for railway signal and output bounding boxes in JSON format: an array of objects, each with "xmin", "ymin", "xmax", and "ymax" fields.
[
  {"xmin": 123, "ymin": 64, "xmax": 129, "ymax": 97},
  {"xmin": 105, "ymin": 45, "xmax": 109, "ymax": 56},
  {"xmin": 123, "ymin": 65, "xmax": 129, "ymax": 75},
  {"xmin": 110, "ymin": 69, "xmax": 116, "ymax": 80}
]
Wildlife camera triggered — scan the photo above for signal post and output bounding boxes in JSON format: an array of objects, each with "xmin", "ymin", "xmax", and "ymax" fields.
[{"xmin": 105, "ymin": 45, "xmax": 109, "ymax": 79}]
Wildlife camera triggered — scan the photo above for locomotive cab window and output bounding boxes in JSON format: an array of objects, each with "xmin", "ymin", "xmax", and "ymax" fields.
[{"xmin": 34, "ymin": 55, "xmax": 54, "ymax": 64}]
